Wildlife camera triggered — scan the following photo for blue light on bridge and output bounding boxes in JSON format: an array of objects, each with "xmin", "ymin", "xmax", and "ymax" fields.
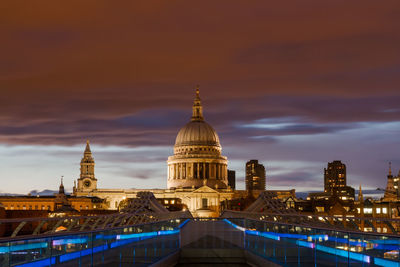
[
  {"xmin": 0, "ymin": 242, "xmax": 48, "ymax": 253},
  {"xmin": 179, "ymin": 219, "xmax": 190, "ymax": 228},
  {"xmin": 374, "ymin": 257, "xmax": 400, "ymax": 267}
]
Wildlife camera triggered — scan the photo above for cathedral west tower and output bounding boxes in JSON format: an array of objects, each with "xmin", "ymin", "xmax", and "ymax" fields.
[
  {"xmin": 167, "ymin": 88, "xmax": 229, "ymax": 189},
  {"xmin": 76, "ymin": 140, "xmax": 97, "ymax": 192}
]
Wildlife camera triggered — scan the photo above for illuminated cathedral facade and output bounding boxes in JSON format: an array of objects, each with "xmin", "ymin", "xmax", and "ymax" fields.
[{"xmin": 73, "ymin": 89, "xmax": 247, "ymax": 217}]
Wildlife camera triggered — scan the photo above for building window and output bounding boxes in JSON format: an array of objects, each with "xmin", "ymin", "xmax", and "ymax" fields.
[
  {"xmin": 23, "ymin": 205, "xmax": 26, "ymax": 210},
  {"xmin": 35, "ymin": 205, "xmax": 38, "ymax": 210},
  {"xmin": 376, "ymin": 208, "xmax": 381, "ymax": 214},
  {"xmin": 382, "ymin": 207, "xmax": 388, "ymax": 214},
  {"xmin": 364, "ymin": 208, "xmax": 372, "ymax": 214},
  {"xmin": 42, "ymin": 205, "xmax": 45, "ymax": 210},
  {"xmin": 171, "ymin": 200, "xmax": 175, "ymax": 205}
]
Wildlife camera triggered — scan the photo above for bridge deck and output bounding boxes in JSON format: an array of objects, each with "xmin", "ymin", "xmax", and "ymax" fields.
[{"xmin": 1, "ymin": 218, "xmax": 399, "ymax": 266}]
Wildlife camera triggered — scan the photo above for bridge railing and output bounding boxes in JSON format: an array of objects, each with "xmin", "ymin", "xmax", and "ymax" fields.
[
  {"xmin": 0, "ymin": 210, "xmax": 191, "ymax": 239},
  {"xmin": 0, "ymin": 218, "xmax": 188, "ymax": 267},
  {"xmin": 221, "ymin": 210, "xmax": 400, "ymax": 235},
  {"xmin": 223, "ymin": 217, "xmax": 400, "ymax": 266}
]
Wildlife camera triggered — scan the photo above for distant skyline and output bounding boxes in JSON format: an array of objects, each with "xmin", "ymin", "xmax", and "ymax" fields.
[{"xmin": 1, "ymin": 1, "xmax": 399, "ymax": 194}]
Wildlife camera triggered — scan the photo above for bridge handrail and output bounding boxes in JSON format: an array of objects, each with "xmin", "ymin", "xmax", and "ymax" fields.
[
  {"xmin": 221, "ymin": 210, "xmax": 400, "ymax": 222},
  {"xmin": 0, "ymin": 217, "xmax": 190, "ymax": 243},
  {"xmin": 0, "ymin": 210, "xmax": 191, "ymax": 239}
]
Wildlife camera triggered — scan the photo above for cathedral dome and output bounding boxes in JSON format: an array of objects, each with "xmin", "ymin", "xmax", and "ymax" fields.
[
  {"xmin": 167, "ymin": 87, "xmax": 229, "ymax": 190},
  {"xmin": 175, "ymin": 120, "xmax": 220, "ymax": 147}
]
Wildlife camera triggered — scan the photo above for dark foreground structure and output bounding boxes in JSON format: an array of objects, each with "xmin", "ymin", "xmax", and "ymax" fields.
[{"xmin": 0, "ymin": 192, "xmax": 399, "ymax": 266}]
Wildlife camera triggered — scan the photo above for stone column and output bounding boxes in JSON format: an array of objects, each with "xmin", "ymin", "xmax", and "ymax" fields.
[
  {"xmin": 173, "ymin": 164, "xmax": 176, "ymax": 179},
  {"xmin": 203, "ymin": 163, "xmax": 206, "ymax": 179},
  {"xmin": 197, "ymin": 163, "xmax": 200, "ymax": 179}
]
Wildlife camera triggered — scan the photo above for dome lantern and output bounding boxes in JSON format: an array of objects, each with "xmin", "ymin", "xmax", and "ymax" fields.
[{"xmin": 191, "ymin": 86, "xmax": 204, "ymax": 122}]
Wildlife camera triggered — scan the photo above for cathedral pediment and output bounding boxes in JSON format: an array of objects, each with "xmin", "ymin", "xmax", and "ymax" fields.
[{"xmin": 193, "ymin": 185, "xmax": 219, "ymax": 194}]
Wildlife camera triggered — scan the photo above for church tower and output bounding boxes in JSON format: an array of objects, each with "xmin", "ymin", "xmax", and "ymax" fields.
[
  {"xmin": 384, "ymin": 162, "xmax": 396, "ymax": 201},
  {"xmin": 76, "ymin": 140, "xmax": 97, "ymax": 193}
]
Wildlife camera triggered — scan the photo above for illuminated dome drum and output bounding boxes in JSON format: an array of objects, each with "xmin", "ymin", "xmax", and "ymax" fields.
[{"xmin": 167, "ymin": 88, "xmax": 228, "ymax": 189}]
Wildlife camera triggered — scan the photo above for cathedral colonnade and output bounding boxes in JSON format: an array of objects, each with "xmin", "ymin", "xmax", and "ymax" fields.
[{"xmin": 168, "ymin": 161, "xmax": 228, "ymax": 180}]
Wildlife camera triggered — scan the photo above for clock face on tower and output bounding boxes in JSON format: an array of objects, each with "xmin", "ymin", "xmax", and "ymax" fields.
[{"xmin": 84, "ymin": 180, "xmax": 91, "ymax": 188}]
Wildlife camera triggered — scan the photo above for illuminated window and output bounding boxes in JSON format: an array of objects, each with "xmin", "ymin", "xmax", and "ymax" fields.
[
  {"xmin": 357, "ymin": 208, "xmax": 360, "ymax": 213},
  {"xmin": 364, "ymin": 208, "xmax": 372, "ymax": 214},
  {"xmin": 376, "ymin": 208, "xmax": 381, "ymax": 214},
  {"xmin": 382, "ymin": 207, "xmax": 387, "ymax": 214},
  {"xmin": 171, "ymin": 200, "xmax": 175, "ymax": 204}
]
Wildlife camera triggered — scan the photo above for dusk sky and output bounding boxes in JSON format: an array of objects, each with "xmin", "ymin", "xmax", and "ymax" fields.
[{"xmin": 1, "ymin": 1, "xmax": 399, "ymax": 194}]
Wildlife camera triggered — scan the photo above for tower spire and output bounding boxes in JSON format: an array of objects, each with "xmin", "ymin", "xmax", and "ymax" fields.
[
  {"xmin": 191, "ymin": 85, "xmax": 204, "ymax": 121},
  {"xmin": 85, "ymin": 140, "xmax": 91, "ymax": 154},
  {"xmin": 358, "ymin": 184, "xmax": 363, "ymax": 202},
  {"xmin": 389, "ymin": 162, "xmax": 392, "ymax": 176},
  {"xmin": 59, "ymin": 176, "xmax": 65, "ymax": 194}
]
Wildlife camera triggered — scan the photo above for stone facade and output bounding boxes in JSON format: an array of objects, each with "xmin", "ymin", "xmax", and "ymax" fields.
[{"xmin": 73, "ymin": 88, "xmax": 247, "ymax": 217}]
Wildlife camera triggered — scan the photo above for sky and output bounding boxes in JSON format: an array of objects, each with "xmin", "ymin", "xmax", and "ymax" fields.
[{"xmin": 0, "ymin": 1, "xmax": 399, "ymax": 194}]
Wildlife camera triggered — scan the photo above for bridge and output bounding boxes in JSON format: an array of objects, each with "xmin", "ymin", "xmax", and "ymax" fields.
[{"xmin": 0, "ymin": 192, "xmax": 399, "ymax": 266}]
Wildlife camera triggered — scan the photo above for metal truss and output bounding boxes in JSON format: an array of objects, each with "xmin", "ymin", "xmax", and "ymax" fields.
[
  {"xmin": 0, "ymin": 192, "xmax": 192, "ymax": 239},
  {"xmin": 222, "ymin": 191, "xmax": 400, "ymax": 236}
]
